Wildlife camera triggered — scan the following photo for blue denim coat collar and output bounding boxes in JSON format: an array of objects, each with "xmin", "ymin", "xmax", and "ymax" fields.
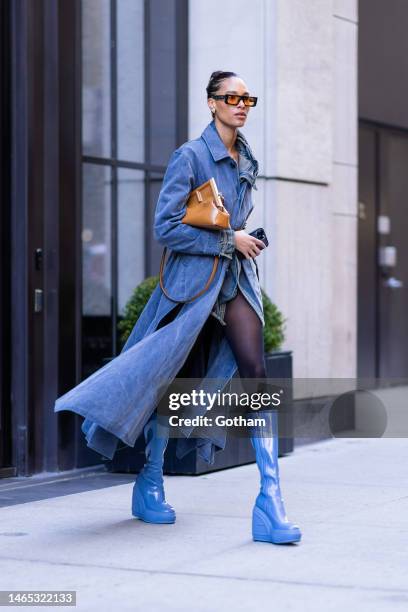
[{"xmin": 201, "ymin": 120, "xmax": 259, "ymax": 190}]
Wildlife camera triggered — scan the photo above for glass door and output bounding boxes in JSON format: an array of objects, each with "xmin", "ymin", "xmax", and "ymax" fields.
[
  {"xmin": 80, "ymin": 0, "xmax": 187, "ymax": 377},
  {"xmin": 81, "ymin": 0, "xmax": 147, "ymax": 376}
]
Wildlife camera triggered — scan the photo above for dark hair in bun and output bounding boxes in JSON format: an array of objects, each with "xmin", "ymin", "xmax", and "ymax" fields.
[{"xmin": 206, "ymin": 71, "xmax": 238, "ymax": 117}]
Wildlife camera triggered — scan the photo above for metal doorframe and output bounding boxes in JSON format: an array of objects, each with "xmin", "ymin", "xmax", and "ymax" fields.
[{"xmin": 0, "ymin": 0, "xmax": 15, "ymax": 478}]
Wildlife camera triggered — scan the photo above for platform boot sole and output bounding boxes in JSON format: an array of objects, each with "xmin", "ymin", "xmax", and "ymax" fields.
[
  {"xmin": 252, "ymin": 506, "xmax": 301, "ymax": 544},
  {"xmin": 132, "ymin": 486, "xmax": 176, "ymax": 524}
]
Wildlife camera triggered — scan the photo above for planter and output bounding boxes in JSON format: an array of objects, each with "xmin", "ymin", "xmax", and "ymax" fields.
[{"xmin": 106, "ymin": 349, "xmax": 294, "ymax": 475}]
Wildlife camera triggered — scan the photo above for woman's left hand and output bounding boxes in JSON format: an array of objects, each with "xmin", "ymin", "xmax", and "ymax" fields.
[{"xmin": 234, "ymin": 230, "xmax": 265, "ymax": 259}]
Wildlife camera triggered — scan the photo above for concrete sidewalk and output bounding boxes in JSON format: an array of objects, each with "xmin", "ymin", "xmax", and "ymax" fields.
[{"xmin": 0, "ymin": 436, "xmax": 407, "ymax": 611}]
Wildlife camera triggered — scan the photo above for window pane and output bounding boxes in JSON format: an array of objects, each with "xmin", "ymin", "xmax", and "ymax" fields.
[
  {"xmin": 118, "ymin": 168, "xmax": 145, "ymax": 315},
  {"xmin": 82, "ymin": 0, "xmax": 111, "ymax": 157},
  {"xmin": 117, "ymin": 0, "xmax": 145, "ymax": 162},
  {"xmin": 82, "ymin": 164, "xmax": 112, "ymax": 316},
  {"xmin": 145, "ymin": 171, "xmax": 165, "ymax": 274},
  {"xmin": 149, "ymin": 0, "xmax": 178, "ymax": 165}
]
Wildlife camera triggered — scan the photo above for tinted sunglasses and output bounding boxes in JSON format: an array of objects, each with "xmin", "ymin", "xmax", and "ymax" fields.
[{"xmin": 211, "ymin": 94, "xmax": 258, "ymax": 107}]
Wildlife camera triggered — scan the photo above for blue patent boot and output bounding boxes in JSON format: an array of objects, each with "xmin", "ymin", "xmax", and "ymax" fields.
[
  {"xmin": 131, "ymin": 412, "xmax": 176, "ymax": 524},
  {"xmin": 249, "ymin": 409, "xmax": 301, "ymax": 544}
]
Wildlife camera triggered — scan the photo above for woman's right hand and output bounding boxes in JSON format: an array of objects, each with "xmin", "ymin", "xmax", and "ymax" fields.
[{"xmin": 234, "ymin": 230, "xmax": 265, "ymax": 259}]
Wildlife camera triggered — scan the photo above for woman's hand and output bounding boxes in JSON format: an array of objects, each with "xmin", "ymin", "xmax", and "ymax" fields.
[{"xmin": 234, "ymin": 230, "xmax": 265, "ymax": 259}]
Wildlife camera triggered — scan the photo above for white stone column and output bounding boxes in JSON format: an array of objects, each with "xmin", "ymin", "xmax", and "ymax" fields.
[{"xmin": 330, "ymin": 1, "xmax": 358, "ymax": 377}]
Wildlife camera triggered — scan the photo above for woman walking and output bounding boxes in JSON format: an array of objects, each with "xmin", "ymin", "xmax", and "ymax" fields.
[{"xmin": 55, "ymin": 70, "xmax": 301, "ymax": 545}]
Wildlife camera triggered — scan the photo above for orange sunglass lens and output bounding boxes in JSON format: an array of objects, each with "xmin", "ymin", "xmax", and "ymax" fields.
[
  {"xmin": 226, "ymin": 95, "xmax": 240, "ymax": 105},
  {"xmin": 225, "ymin": 95, "xmax": 256, "ymax": 106}
]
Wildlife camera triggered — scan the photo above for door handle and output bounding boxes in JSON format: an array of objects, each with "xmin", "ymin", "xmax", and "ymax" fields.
[
  {"xmin": 34, "ymin": 248, "xmax": 43, "ymax": 271},
  {"xmin": 34, "ymin": 289, "xmax": 43, "ymax": 312},
  {"xmin": 383, "ymin": 277, "xmax": 404, "ymax": 289}
]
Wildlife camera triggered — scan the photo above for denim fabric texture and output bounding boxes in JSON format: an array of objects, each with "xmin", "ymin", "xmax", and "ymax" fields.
[
  {"xmin": 209, "ymin": 131, "xmax": 264, "ymax": 327},
  {"xmin": 54, "ymin": 120, "xmax": 264, "ymax": 465}
]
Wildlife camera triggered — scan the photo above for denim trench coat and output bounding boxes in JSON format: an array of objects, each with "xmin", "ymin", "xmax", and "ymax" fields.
[{"xmin": 54, "ymin": 120, "xmax": 263, "ymax": 465}]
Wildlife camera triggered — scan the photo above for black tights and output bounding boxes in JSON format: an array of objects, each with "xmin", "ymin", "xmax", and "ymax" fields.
[
  {"xmin": 224, "ymin": 288, "xmax": 267, "ymax": 381},
  {"xmin": 223, "ymin": 289, "xmax": 278, "ymax": 416}
]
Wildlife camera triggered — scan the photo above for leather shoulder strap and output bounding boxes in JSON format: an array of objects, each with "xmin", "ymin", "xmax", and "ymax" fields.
[{"xmin": 159, "ymin": 247, "xmax": 219, "ymax": 303}]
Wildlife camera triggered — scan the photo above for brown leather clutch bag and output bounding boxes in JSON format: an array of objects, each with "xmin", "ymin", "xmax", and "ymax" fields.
[
  {"xmin": 159, "ymin": 177, "xmax": 230, "ymax": 303},
  {"xmin": 182, "ymin": 177, "xmax": 230, "ymax": 230}
]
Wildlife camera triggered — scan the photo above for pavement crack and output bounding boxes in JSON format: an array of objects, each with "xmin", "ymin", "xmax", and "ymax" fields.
[{"xmin": 0, "ymin": 555, "xmax": 407, "ymax": 595}]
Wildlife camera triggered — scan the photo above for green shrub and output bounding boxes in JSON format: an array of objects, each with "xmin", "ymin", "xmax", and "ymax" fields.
[
  {"xmin": 118, "ymin": 276, "xmax": 286, "ymax": 353},
  {"xmin": 118, "ymin": 275, "xmax": 160, "ymax": 346},
  {"xmin": 261, "ymin": 288, "xmax": 286, "ymax": 353}
]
